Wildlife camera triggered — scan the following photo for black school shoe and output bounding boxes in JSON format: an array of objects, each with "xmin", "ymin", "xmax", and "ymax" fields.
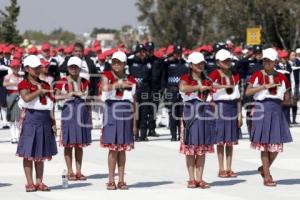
[{"xmin": 148, "ymin": 130, "xmax": 159, "ymax": 137}]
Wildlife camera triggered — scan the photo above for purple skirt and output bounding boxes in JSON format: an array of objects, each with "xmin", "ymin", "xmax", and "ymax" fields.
[
  {"xmin": 61, "ymin": 98, "xmax": 92, "ymax": 148},
  {"xmin": 16, "ymin": 109, "xmax": 57, "ymax": 161},
  {"xmin": 101, "ymin": 100, "xmax": 134, "ymax": 151},
  {"xmin": 251, "ymin": 99, "xmax": 293, "ymax": 145},
  {"xmin": 215, "ymin": 100, "xmax": 241, "ymax": 145},
  {"xmin": 182, "ymin": 100, "xmax": 216, "ymax": 145}
]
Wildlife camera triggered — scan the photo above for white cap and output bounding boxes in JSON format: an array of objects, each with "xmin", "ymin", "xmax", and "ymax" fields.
[
  {"xmin": 67, "ymin": 56, "xmax": 82, "ymax": 68},
  {"xmin": 215, "ymin": 49, "xmax": 232, "ymax": 61},
  {"xmin": 262, "ymin": 48, "xmax": 278, "ymax": 61},
  {"xmin": 23, "ymin": 55, "xmax": 41, "ymax": 68},
  {"xmin": 296, "ymin": 48, "xmax": 300, "ymax": 54},
  {"xmin": 112, "ymin": 51, "xmax": 127, "ymax": 63},
  {"xmin": 187, "ymin": 52, "xmax": 206, "ymax": 64}
]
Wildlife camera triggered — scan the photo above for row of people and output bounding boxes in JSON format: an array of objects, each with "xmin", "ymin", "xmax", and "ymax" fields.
[{"xmin": 12, "ymin": 48, "xmax": 292, "ymax": 191}]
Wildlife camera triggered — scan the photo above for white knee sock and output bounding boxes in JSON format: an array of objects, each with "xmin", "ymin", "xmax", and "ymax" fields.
[
  {"xmin": 1, "ymin": 107, "xmax": 8, "ymax": 125},
  {"xmin": 9, "ymin": 122, "xmax": 16, "ymax": 140}
]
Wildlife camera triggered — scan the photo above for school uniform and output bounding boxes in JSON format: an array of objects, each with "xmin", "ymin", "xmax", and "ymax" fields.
[
  {"xmin": 16, "ymin": 79, "xmax": 57, "ymax": 161},
  {"xmin": 179, "ymin": 74, "xmax": 215, "ymax": 155},
  {"xmin": 4, "ymin": 73, "xmax": 23, "ymax": 122},
  {"xmin": 248, "ymin": 70, "xmax": 293, "ymax": 152},
  {"xmin": 100, "ymin": 71, "xmax": 136, "ymax": 151},
  {"xmin": 55, "ymin": 77, "xmax": 92, "ymax": 148},
  {"xmin": 209, "ymin": 69, "xmax": 242, "ymax": 146}
]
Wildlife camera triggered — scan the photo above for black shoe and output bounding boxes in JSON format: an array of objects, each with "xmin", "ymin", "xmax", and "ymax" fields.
[
  {"xmin": 148, "ymin": 130, "xmax": 159, "ymax": 137},
  {"xmin": 141, "ymin": 137, "xmax": 149, "ymax": 142},
  {"xmin": 135, "ymin": 137, "xmax": 142, "ymax": 142},
  {"xmin": 158, "ymin": 123, "xmax": 166, "ymax": 128},
  {"xmin": 171, "ymin": 137, "xmax": 177, "ymax": 142},
  {"xmin": 2, "ymin": 125, "xmax": 9, "ymax": 129}
]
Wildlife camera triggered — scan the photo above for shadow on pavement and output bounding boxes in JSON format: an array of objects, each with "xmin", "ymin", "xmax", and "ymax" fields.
[
  {"xmin": 236, "ymin": 170, "xmax": 258, "ymax": 176},
  {"xmin": 210, "ymin": 179, "xmax": 246, "ymax": 186},
  {"xmin": 0, "ymin": 183, "xmax": 12, "ymax": 187},
  {"xmin": 87, "ymin": 174, "xmax": 109, "ymax": 179},
  {"xmin": 50, "ymin": 183, "xmax": 92, "ymax": 190},
  {"xmin": 277, "ymin": 179, "xmax": 300, "ymax": 185},
  {"xmin": 129, "ymin": 181, "xmax": 174, "ymax": 188}
]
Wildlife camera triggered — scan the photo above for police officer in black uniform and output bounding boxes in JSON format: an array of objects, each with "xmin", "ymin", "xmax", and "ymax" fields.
[
  {"xmin": 128, "ymin": 44, "xmax": 152, "ymax": 141},
  {"xmin": 239, "ymin": 45, "xmax": 263, "ymax": 134},
  {"xmin": 164, "ymin": 45, "xmax": 189, "ymax": 141},
  {"xmin": 145, "ymin": 42, "xmax": 161, "ymax": 137}
]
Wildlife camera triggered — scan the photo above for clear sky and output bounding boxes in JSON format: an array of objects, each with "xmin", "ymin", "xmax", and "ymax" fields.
[{"xmin": 0, "ymin": 0, "xmax": 140, "ymax": 34}]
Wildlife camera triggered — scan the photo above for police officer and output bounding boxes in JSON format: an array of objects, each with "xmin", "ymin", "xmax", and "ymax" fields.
[
  {"xmin": 145, "ymin": 42, "xmax": 161, "ymax": 137},
  {"xmin": 239, "ymin": 44, "xmax": 263, "ymax": 134},
  {"xmin": 39, "ymin": 43, "xmax": 60, "ymax": 81},
  {"xmin": 277, "ymin": 51, "xmax": 292, "ymax": 124},
  {"xmin": 128, "ymin": 44, "xmax": 152, "ymax": 142},
  {"xmin": 0, "ymin": 46, "xmax": 11, "ymax": 129},
  {"xmin": 164, "ymin": 45, "xmax": 189, "ymax": 141}
]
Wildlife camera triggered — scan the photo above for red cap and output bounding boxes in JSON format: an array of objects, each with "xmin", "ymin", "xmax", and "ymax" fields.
[
  {"xmin": 3, "ymin": 46, "xmax": 11, "ymax": 54},
  {"xmin": 93, "ymin": 40, "xmax": 101, "ymax": 48},
  {"xmin": 166, "ymin": 45, "xmax": 174, "ymax": 56},
  {"xmin": 65, "ymin": 46, "xmax": 73, "ymax": 54},
  {"xmin": 279, "ymin": 50, "xmax": 289, "ymax": 59},
  {"xmin": 154, "ymin": 51, "xmax": 164, "ymax": 59},
  {"xmin": 93, "ymin": 46, "xmax": 102, "ymax": 53},
  {"xmin": 10, "ymin": 59, "xmax": 21, "ymax": 68},
  {"xmin": 233, "ymin": 47, "xmax": 243, "ymax": 55},
  {"xmin": 40, "ymin": 59, "xmax": 50, "ymax": 67},
  {"xmin": 41, "ymin": 43, "xmax": 51, "ymax": 51},
  {"xmin": 98, "ymin": 53, "xmax": 106, "ymax": 61},
  {"xmin": 13, "ymin": 52, "xmax": 22, "ymax": 60},
  {"xmin": 57, "ymin": 45, "xmax": 64, "ymax": 52},
  {"xmin": 28, "ymin": 46, "xmax": 38, "ymax": 55}
]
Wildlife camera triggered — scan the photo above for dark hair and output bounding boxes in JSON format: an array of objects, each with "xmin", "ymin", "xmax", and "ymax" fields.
[
  {"xmin": 188, "ymin": 68, "xmax": 205, "ymax": 81},
  {"xmin": 73, "ymin": 42, "xmax": 84, "ymax": 50}
]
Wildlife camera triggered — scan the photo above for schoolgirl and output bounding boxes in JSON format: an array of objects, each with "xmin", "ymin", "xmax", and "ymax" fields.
[
  {"xmin": 100, "ymin": 51, "xmax": 137, "ymax": 190},
  {"xmin": 179, "ymin": 52, "xmax": 215, "ymax": 189},
  {"xmin": 55, "ymin": 56, "xmax": 91, "ymax": 181},
  {"xmin": 209, "ymin": 49, "xmax": 242, "ymax": 178},
  {"xmin": 3, "ymin": 59, "xmax": 23, "ymax": 143},
  {"xmin": 246, "ymin": 48, "xmax": 292, "ymax": 186},
  {"xmin": 16, "ymin": 55, "xmax": 57, "ymax": 192}
]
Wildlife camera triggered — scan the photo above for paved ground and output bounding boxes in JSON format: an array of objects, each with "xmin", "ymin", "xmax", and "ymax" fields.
[{"xmin": 0, "ymin": 114, "xmax": 300, "ymax": 200}]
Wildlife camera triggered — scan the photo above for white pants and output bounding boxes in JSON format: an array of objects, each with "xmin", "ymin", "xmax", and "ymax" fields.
[{"xmin": 10, "ymin": 121, "xmax": 20, "ymax": 140}]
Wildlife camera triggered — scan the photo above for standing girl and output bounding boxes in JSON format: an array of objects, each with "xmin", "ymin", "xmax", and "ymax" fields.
[
  {"xmin": 3, "ymin": 59, "xmax": 23, "ymax": 143},
  {"xmin": 246, "ymin": 48, "xmax": 292, "ymax": 186},
  {"xmin": 209, "ymin": 49, "xmax": 242, "ymax": 178},
  {"xmin": 16, "ymin": 55, "xmax": 57, "ymax": 192},
  {"xmin": 100, "ymin": 51, "xmax": 137, "ymax": 190},
  {"xmin": 179, "ymin": 52, "xmax": 215, "ymax": 189},
  {"xmin": 55, "ymin": 56, "xmax": 91, "ymax": 181}
]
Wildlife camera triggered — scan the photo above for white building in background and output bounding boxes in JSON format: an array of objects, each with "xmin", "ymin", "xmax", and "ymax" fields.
[{"xmin": 96, "ymin": 33, "xmax": 116, "ymax": 50}]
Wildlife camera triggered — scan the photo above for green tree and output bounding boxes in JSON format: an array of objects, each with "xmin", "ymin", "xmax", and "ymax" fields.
[
  {"xmin": 136, "ymin": 0, "xmax": 300, "ymax": 49},
  {"xmin": 0, "ymin": 0, "xmax": 22, "ymax": 44},
  {"xmin": 136, "ymin": 0, "xmax": 206, "ymax": 48}
]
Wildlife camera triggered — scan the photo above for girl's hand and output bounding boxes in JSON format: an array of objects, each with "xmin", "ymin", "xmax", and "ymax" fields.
[
  {"xmin": 238, "ymin": 115, "xmax": 243, "ymax": 128},
  {"xmin": 263, "ymin": 83, "xmax": 280, "ymax": 89},
  {"xmin": 213, "ymin": 83, "xmax": 233, "ymax": 89},
  {"xmin": 133, "ymin": 125, "xmax": 138, "ymax": 136},
  {"xmin": 199, "ymin": 85, "xmax": 212, "ymax": 92},
  {"xmin": 121, "ymin": 81, "xmax": 133, "ymax": 89},
  {"xmin": 52, "ymin": 124, "xmax": 57, "ymax": 136},
  {"xmin": 39, "ymin": 88, "xmax": 53, "ymax": 95},
  {"xmin": 72, "ymin": 91, "xmax": 84, "ymax": 97}
]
